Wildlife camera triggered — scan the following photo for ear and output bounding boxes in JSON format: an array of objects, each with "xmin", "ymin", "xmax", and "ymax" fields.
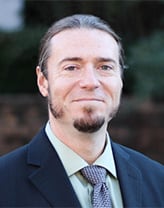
[{"xmin": 36, "ymin": 66, "xmax": 48, "ymax": 97}]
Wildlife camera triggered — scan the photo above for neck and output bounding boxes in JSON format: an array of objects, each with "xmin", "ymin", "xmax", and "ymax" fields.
[{"xmin": 49, "ymin": 119, "xmax": 107, "ymax": 164}]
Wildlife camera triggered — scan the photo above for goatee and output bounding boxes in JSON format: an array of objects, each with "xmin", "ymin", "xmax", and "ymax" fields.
[
  {"xmin": 48, "ymin": 94, "xmax": 120, "ymax": 133},
  {"xmin": 73, "ymin": 116, "xmax": 105, "ymax": 133},
  {"xmin": 72, "ymin": 105, "xmax": 103, "ymax": 133}
]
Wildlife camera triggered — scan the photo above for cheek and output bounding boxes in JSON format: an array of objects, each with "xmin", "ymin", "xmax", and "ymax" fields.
[
  {"xmin": 106, "ymin": 78, "xmax": 123, "ymax": 97},
  {"xmin": 48, "ymin": 77, "xmax": 75, "ymax": 103},
  {"xmin": 115, "ymin": 80, "xmax": 123, "ymax": 95}
]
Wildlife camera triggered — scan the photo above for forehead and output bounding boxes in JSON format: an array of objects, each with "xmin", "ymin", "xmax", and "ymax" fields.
[{"xmin": 49, "ymin": 28, "xmax": 119, "ymax": 60}]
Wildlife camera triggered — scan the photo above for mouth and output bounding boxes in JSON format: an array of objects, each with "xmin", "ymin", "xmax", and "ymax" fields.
[{"xmin": 72, "ymin": 98, "xmax": 104, "ymax": 103}]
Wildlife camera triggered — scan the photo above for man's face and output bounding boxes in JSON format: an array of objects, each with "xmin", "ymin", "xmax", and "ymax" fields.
[{"xmin": 37, "ymin": 28, "xmax": 123, "ymax": 133}]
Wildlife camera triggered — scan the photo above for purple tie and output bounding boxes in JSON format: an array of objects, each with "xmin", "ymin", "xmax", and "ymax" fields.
[{"xmin": 81, "ymin": 165, "xmax": 112, "ymax": 208}]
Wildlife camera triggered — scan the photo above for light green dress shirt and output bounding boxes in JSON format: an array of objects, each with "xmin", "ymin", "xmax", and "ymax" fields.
[{"xmin": 45, "ymin": 122, "xmax": 123, "ymax": 208}]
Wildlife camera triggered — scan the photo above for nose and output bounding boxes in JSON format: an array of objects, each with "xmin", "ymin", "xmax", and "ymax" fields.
[{"xmin": 79, "ymin": 67, "xmax": 100, "ymax": 90}]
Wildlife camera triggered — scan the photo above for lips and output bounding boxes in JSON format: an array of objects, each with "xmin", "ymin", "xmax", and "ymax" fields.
[{"xmin": 72, "ymin": 98, "xmax": 104, "ymax": 102}]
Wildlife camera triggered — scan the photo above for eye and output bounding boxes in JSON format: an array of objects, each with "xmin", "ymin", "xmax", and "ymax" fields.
[
  {"xmin": 100, "ymin": 65, "xmax": 113, "ymax": 71},
  {"xmin": 64, "ymin": 65, "xmax": 78, "ymax": 71}
]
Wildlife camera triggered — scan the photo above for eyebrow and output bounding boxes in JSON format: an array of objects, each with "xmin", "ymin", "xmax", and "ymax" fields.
[
  {"xmin": 95, "ymin": 57, "xmax": 117, "ymax": 64},
  {"xmin": 58, "ymin": 57, "xmax": 117, "ymax": 65},
  {"xmin": 58, "ymin": 57, "xmax": 82, "ymax": 65}
]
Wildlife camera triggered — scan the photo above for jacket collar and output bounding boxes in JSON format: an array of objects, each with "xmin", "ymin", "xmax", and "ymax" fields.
[
  {"xmin": 27, "ymin": 128, "xmax": 81, "ymax": 207},
  {"xmin": 27, "ymin": 127, "xmax": 142, "ymax": 207},
  {"xmin": 111, "ymin": 141, "xmax": 142, "ymax": 207}
]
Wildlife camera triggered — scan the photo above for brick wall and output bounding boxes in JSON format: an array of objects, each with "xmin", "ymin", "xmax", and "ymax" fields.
[
  {"xmin": 0, "ymin": 94, "xmax": 47, "ymax": 155},
  {"xmin": 0, "ymin": 94, "xmax": 163, "ymax": 164}
]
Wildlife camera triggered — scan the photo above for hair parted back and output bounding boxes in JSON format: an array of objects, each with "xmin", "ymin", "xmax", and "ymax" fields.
[{"xmin": 38, "ymin": 14, "xmax": 124, "ymax": 76}]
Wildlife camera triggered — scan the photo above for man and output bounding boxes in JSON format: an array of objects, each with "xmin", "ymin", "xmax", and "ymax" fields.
[{"xmin": 0, "ymin": 14, "xmax": 163, "ymax": 208}]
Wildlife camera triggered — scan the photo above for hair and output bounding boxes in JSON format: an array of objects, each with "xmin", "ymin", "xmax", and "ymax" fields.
[{"xmin": 38, "ymin": 14, "xmax": 124, "ymax": 76}]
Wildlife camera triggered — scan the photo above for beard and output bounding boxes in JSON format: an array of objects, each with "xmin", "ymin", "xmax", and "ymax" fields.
[
  {"xmin": 72, "ymin": 105, "xmax": 104, "ymax": 133},
  {"xmin": 48, "ymin": 96, "xmax": 64, "ymax": 119},
  {"xmin": 73, "ymin": 105, "xmax": 119, "ymax": 133},
  {"xmin": 48, "ymin": 95, "xmax": 120, "ymax": 133},
  {"xmin": 73, "ymin": 116, "xmax": 105, "ymax": 133}
]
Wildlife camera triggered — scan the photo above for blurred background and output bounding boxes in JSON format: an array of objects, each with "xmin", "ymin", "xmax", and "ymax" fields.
[{"xmin": 0, "ymin": 0, "xmax": 164, "ymax": 163}]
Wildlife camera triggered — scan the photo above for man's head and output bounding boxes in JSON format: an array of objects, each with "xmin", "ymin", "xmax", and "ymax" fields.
[
  {"xmin": 36, "ymin": 14, "xmax": 123, "ymax": 133},
  {"xmin": 38, "ymin": 14, "xmax": 124, "ymax": 77}
]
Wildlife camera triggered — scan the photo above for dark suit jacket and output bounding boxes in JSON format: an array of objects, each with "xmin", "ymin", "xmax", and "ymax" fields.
[{"xmin": 0, "ymin": 127, "xmax": 163, "ymax": 207}]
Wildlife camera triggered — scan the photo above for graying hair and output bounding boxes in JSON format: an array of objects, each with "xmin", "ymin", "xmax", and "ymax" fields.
[{"xmin": 38, "ymin": 14, "xmax": 124, "ymax": 76}]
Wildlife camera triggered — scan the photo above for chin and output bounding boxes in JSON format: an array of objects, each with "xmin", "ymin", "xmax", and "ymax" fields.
[{"xmin": 73, "ymin": 115, "xmax": 105, "ymax": 133}]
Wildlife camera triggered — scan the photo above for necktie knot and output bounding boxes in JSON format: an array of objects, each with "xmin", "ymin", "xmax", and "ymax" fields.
[{"xmin": 81, "ymin": 165, "xmax": 107, "ymax": 185}]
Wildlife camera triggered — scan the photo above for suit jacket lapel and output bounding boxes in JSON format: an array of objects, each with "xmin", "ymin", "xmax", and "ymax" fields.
[
  {"xmin": 27, "ymin": 128, "xmax": 81, "ymax": 207},
  {"xmin": 112, "ymin": 142, "xmax": 142, "ymax": 207},
  {"xmin": 27, "ymin": 128, "xmax": 142, "ymax": 207}
]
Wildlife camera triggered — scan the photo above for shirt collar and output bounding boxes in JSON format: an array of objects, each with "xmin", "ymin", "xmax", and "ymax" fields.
[
  {"xmin": 45, "ymin": 122, "xmax": 117, "ymax": 178},
  {"xmin": 93, "ymin": 133, "xmax": 117, "ymax": 178}
]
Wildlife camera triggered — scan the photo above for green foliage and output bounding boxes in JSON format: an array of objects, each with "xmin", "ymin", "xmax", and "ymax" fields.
[
  {"xmin": 0, "ymin": 0, "xmax": 164, "ymax": 99},
  {"xmin": 127, "ymin": 31, "xmax": 164, "ymax": 101},
  {"xmin": 0, "ymin": 27, "xmax": 46, "ymax": 93}
]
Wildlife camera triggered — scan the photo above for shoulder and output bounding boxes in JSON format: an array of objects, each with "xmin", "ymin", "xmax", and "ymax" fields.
[
  {"xmin": 0, "ymin": 144, "xmax": 28, "ymax": 173},
  {"xmin": 112, "ymin": 141, "xmax": 164, "ymax": 175},
  {"xmin": 0, "ymin": 144, "xmax": 29, "ymax": 196},
  {"xmin": 112, "ymin": 142, "xmax": 164, "ymax": 206},
  {"xmin": 0, "ymin": 127, "xmax": 46, "ymax": 172},
  {"xmin": 0, "ymin": 127, "xmax": 44, "ymax": 169}
]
